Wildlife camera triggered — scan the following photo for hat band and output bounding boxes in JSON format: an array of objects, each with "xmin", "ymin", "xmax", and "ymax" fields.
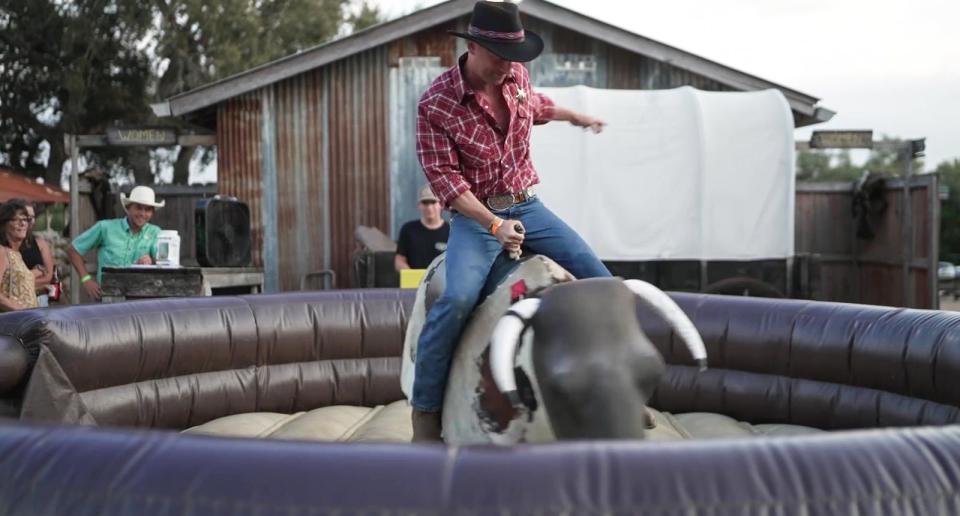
[{"xmin": 468, "ymin": 25, "xmax": 525, "ymax": 42}]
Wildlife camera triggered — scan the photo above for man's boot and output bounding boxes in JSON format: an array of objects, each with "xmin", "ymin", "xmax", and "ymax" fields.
[{"xmin": 411, "ymin": 409, "xmax": 443, "ymax": 442}]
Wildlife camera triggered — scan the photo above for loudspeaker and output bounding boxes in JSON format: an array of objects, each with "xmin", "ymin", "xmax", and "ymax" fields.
[{"xmin": 195, "ymin": 196, "xmax": 252, "ymax": 267}]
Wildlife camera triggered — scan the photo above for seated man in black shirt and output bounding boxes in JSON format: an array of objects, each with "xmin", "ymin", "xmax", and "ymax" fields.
[{"xmin": 395, "ymin": 185, "xmax": 450, "ymax": 271}]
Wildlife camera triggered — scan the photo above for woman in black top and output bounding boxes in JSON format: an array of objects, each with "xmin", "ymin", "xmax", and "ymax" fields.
[{"xmin": 19, "ymin": 201, "xmax": 54, "ymax": 293}]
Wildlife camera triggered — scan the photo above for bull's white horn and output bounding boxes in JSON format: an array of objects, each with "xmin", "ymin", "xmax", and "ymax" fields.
[
  {"xmin": 490, "ymin": 298, "xmax": 541, "ymax": 407},
  {"xmin": 623, "ymin": 280, "xmax": 708, "ymax": 370}
]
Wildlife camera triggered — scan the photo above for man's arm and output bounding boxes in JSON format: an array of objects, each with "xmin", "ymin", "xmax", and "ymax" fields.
[
  {"xmin": 140, "ymin": 225, "xmax": 158, "ymax": 264},
  {"xmin": 528, "ymin": 83, "xmax": 605, "ymax": 133},
  {"xmin": 67, "ymin": 245, "xmax": 101, "ymax": 300},
  {"xmin": 550, "ymin": 106, "xmax": 606, "ymax": 133},
  {"xmin": 395, "ymin": 225, "xmax": 411, "ymax": 272},
  {"xmin": 395, "ymin": 254, "xmax": 411, "ymax": 272},
  {"xmin": 449, "ymin": 191, "xmax": 523, "ymax": 252},
  {"xmin": 68, "ymin": 222, "xmax": 103, "ymax": 300}
]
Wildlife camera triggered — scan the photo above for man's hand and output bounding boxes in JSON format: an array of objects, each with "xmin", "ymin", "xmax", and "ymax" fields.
[
  {"xmin": 83, "ymin": 279, "xmax": 102, "ymax": 301},
  {"xmin": 136, "ymin": 255, "xmax": 152, "ymax": 265},
  {"xmin": 495, "ymin": 220, "xmax": 525, "ymax": 252},
  {"xmin": 571, "ymin": 113, "xmax": 606, "ymax": 134}
]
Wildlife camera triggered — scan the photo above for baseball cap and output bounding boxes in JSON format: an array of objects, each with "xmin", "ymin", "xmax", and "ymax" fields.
[{"xmin": 419, "ymin": 185, "xmax": 439, "ymax": 203}]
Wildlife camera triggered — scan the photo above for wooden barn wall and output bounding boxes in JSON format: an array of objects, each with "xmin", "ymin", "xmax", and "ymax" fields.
[
  {"xmin": 217, "ymin": 93, "xmax": 264, "ymax": 268},
  {"xmin": 268, "ymin": 47, "xmax": 390, "ymax": 291},
  {"xmin": 323, "ymin": 47, "xmax": 391, "ymax": 289}
]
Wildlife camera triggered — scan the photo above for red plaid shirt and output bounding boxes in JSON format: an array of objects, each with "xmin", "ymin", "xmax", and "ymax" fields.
[{"xmin": 416, "ymin": 56, "xmax": 555, "ymax": 207}]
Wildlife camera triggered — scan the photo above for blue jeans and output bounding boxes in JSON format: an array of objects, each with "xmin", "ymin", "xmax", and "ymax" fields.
[{"xmin": 411, "ymin": 198, "xmax": 611, "ymax": 411}]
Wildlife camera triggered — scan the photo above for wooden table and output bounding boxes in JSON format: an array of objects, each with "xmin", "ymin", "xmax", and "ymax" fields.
[{"xmin": 100, "ymin": 267, "xmax": 264, "ymax": 303}]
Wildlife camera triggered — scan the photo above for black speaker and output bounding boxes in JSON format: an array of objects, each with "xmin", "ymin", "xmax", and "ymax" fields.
[{"xmin": 195, "ymin": 196, "xmax": 252, "ymax": 267}]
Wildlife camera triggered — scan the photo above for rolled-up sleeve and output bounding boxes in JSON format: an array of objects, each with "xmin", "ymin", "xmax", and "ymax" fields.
[
  {"xmin": 530, "ymin": 90, "xmax": 555, "ymax": 125},
  {"xmin": 416, "ymin": 100, "xmax": 471, "ymax": 207},
  {"xmin": 71, "ymin": 221, "xmax": 103, "ymax": 255}
]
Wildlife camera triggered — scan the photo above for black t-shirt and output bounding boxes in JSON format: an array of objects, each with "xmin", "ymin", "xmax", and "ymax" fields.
[
  {"xmin": 20, "ymin": 236, "xmax": 43, "ymax": 270},
  {"xmin": 396, "ymin": 220, "xmax": 449, "ymax": 269}
]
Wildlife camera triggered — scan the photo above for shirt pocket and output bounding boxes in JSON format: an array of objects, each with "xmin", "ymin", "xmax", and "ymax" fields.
[
  {"xmin": 449, "ymin": 122, "xmax": 498, "ymax": 166},
  {"xmin": 514, "ymin": 101, "xmax": 533, "ymax": 139}
]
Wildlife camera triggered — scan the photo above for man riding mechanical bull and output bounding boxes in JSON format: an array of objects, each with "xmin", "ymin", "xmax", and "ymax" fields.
[{"xmin": 411, "ymin": 0, "xmax": 638, "ymax": 441}]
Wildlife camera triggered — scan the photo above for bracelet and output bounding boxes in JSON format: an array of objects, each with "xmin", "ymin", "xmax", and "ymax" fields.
[
  {"xmin": 489, "ymin": 217, "xmax": 504, "ymax": 236},
  {"xmin": 80, "ymin": 274, "xmax": 92, "ymax": 283}
]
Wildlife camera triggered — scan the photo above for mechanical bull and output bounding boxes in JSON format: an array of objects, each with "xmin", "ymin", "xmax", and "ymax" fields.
[{"xmin": 401, "ymin": 255, "xmax": 707, "ymax": 445}]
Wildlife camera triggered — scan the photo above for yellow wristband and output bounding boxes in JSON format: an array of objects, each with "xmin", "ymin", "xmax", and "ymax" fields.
[
  {"xmin": 489, "ymin": 217, "xmax": 504, "ymax": 236},
  {"xmin": 81, "ymin": 274, "xmax": 92, "ymax": 283}
]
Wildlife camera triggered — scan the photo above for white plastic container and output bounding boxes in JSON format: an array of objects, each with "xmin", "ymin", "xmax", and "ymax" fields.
[{"xmin": 156, "ymin": 230, "xmax": 181, "ymax": 267}]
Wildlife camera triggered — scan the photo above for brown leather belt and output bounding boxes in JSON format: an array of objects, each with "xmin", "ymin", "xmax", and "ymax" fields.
[{"xmin": 484, "ymin": 188, "xmax": 535, "ymax": 211}]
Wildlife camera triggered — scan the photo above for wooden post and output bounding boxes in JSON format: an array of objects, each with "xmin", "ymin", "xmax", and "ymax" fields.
[{"xmin": 67, "ymin": 134, "xmax": 81, "ymax": 305}]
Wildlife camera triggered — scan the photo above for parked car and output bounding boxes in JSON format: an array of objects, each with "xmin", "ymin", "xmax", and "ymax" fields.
[
  {"xmin": 939, "ymin": 262, "xmax": 957, "ymax": 300},
  {"xmin": 939, "ymin": 262, "xmax": 956, "ymax": 282}
]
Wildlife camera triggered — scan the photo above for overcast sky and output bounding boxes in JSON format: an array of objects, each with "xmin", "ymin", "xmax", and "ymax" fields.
[{"xmin": 372, "ymin": 0, "xmax": 960, "ymax": 170}]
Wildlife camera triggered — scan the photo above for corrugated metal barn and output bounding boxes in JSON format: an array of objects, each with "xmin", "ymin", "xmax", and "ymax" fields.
[{"xmin": 154, "ymin": 0, "xmax": 834, "ymax": 292}]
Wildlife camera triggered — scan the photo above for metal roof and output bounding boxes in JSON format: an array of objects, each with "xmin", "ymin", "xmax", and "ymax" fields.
[
  {"xmin": 153, "ymin": 0, "xmax": 832, "ymax": 123},
  {"xmin": 0, "ymin": 169, "xmax": 69, "ymax": 203}
]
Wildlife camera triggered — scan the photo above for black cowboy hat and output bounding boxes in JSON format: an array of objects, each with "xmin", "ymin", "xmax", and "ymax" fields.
[{"xmin": 449, "ymin": 1, "xmax": 544, "ymax": 63}]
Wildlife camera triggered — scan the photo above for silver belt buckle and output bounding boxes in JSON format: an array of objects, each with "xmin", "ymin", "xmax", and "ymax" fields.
[{"xmin": 485, "ymin": 193, "xmax": 514, "ymax": 211}]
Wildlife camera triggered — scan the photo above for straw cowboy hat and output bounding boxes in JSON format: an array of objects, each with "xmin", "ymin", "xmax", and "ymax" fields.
[
  {"xmin": 449, "ymin": 1, "xmax": 544, "ymax": 63},
  {"xmin": 121, "ymin": 186, "xmax": 165, "ymax": 208}
]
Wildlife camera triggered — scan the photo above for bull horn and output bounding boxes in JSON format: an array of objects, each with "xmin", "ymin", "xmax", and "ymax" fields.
[
  {"xmin": 490, "ymin": 298, "xmax": 542, "ymax": 407},
  {"xmin": 623, "ymin": 280, "xmax": 708, "ymax": 370}
]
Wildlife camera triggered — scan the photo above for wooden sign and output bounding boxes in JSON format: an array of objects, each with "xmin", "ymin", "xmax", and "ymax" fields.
[
  {"xmin": 106, "ymin": 127, "xmax": 177, "ymax": 146},
  {"xmin": 809, "ymin": 130, "xmax": 873, "ymax": 149}
]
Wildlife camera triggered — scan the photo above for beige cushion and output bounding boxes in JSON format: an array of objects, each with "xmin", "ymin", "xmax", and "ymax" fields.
[
  {"xmin": 753, "ymin": 424, "xmax": 825, "ymax": 437},
  {"xmin": 183, "ymin": 400, "xmax": 413, "ymax": 442},
  {"xmin": 671, "ymin": 412, "xmax": 758, "ymax": 439},
  {"xmin": 184, "ymin": 403, "xmax": 821, "ymax": 443}
]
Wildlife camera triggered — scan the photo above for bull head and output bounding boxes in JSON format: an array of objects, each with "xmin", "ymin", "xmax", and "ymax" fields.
[{"xmin": 489, "ymin": 278, "xmax": 707, "ymax": 440}]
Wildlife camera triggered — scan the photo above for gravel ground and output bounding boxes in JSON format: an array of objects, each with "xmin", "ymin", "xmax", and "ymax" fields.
[{"xmin": 939, "ymin": 294, "xmax": 960, "ymax": 312}]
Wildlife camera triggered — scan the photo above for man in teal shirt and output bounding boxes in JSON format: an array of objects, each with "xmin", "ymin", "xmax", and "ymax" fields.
[{"xmin": 67, "ymin": 186, "xmax": 165, "ymax": 301}]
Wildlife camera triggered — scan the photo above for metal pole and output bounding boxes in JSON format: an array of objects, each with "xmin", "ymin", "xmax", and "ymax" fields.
[
  {"xmin": 68, "ymin": 134, "xmax": 81, "ymax": 305},
  {"xmin": 902, "ymin": 144, "xmax": 915, "ymax": 308}
]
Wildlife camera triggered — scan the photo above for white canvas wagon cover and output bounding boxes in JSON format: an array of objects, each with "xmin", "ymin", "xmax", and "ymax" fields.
[{"xmin": 531, "ymin": 86, "xmax": 796, "ymax": 261}]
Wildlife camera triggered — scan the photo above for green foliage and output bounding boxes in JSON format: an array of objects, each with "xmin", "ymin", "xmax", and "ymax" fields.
[
  {"xmin": 0, "ymin": 0, "xmax": 383, "ymax": 185},
  {"xmin": 154, "ymin": 0, "xmax": 358, "ymax": 94},
  {"xmin": 0, "ymin": 0, "xmax": 154, "ymax": 185},
  {"xmin": 347, "ymin": 1, "xmax": 386, "ymax": 32},
  {"xmin": 796, "ymin": 136, "xmax": 925, "ymax": 182}
]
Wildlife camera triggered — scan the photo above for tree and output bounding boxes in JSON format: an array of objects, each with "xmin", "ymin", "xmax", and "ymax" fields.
[
  {"xmin": 347, "ymin": 0, "xmax": 386, "ymax": 32},
  {"xmin": 796, "ymin": 136, "xmax": 925, "ymax": 182},
  {"xmin": 152, "ymin": 0, "xmax": 369, "ymax": 183},
  {"xmin": 0, "ymin": 0, "xmax": 154, "ymax": 185},
  {"xmin": 1, "ymin": 0, "xmax": 384, "ymax": 185}
]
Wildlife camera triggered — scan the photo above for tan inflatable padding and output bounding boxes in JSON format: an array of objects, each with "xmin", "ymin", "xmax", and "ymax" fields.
[
  {"xmin": 182, "ymin": 400, "xmax": 414, "ymax": 442},
  {"xmin": 642, "ymin": 409, "xmax": 825, "ymax": 441},
  {"xmin": 751, "ymin": 424, "xmax": 826, "ymax": 437},
  {"xmin": 182, "ymin": 403, "xmax": 820, "ymax": 443}
]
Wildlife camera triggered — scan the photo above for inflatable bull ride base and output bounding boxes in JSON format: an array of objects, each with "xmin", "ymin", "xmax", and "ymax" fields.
[{"xmin": 2, "ymin": 254, "xmax": 960, "ymax": 515}]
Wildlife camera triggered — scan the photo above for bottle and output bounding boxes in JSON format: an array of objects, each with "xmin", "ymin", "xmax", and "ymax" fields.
[{"xmin": 47, "ymin": 266, "xmax": 62, "ymax": 302}]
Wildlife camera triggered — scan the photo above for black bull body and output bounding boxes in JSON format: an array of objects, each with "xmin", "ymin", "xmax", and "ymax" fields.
[{"xmin": 401, "ymin": 255, "xmax": 705, "ymax": 445}]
